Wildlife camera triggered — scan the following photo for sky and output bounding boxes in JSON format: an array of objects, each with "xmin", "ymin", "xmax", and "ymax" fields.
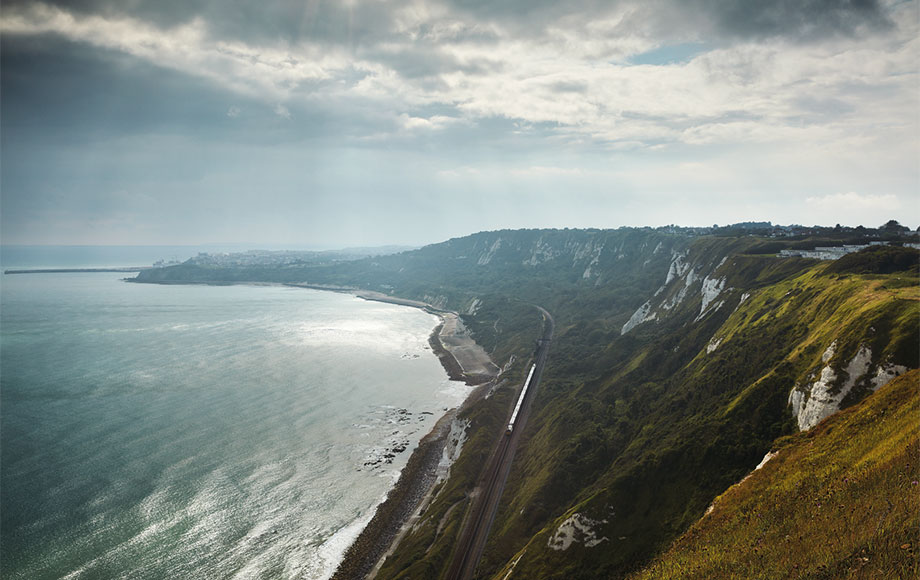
[{"xmin": 1, "ymin": 0, "xmax": 918, "ymax": 248}]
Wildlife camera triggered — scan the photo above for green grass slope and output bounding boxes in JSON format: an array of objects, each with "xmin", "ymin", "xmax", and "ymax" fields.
[{"xmin": 631, "ymin": 369, "xmax": 919, "ymax": 580}]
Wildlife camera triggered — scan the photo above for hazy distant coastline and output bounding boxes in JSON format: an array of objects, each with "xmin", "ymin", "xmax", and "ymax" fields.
[{"xmin": 4, "ymin": 267, "xmax": 151, "ymax": 274}]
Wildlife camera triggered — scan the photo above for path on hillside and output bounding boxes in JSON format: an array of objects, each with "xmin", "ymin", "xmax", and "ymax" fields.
[{"xmin": 444, "ymin": 306, "xmax": 554, "ymax": 580}]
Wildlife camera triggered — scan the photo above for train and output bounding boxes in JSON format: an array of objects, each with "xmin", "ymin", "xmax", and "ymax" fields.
[{"xmin": 506, "ymin": 364, "xmax": 536, "ymax": 434}]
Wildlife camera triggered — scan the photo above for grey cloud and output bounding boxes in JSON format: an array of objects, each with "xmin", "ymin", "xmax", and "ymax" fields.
[
  {"xmin": 368, "ymin": 46, "xmax": 467, "ymax": 80},
  {"xmin": 550, "ymin": 80, "xmax": 590, "ymax": 94},
  {"xmin": 366, "ymin": 45, "xmax": 504, "ymax": 81},
  {"xmin": 789, "ymin": 95, "xmax": 856, "ymax": 123},
  {"xmin": 443, "ymin": 0, "xmax": 893, "ymax": 43},
  {"xmin": 3, "ymin": 0, "xmax": 401, "ymax": 45},
  {"xmin": 2, "ymin": 0, "xmax": 897, "ymax": 102},
  {"xmin": 10, "ymin": 1, "xmax": 894, "ymax": 46},
  {"xmin": 0, "ymin": 32, "xmax": 399, "ymax": 146},
  {"xmin": 702, "ymin": 0, "xmax": 892, "ymax": 40},
  {"xmin": 1, "ymin": 35, "xmax": 256, "ymax": 137}
]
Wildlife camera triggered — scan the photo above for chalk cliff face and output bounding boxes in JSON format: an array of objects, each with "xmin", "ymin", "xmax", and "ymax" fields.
[
  {"xmin": 619, "ymin": 245, "xmax": 731, "ymax": 334},
  {"xmin": 133, "ymin": 230, "xmax": 919, "ymax": 579},
  {"xmin": 788, "ymin": 342, "xmax": 908, "ymax": 431}
]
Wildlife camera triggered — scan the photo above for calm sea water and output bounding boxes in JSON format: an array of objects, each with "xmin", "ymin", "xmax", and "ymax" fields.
[{"xmin": 0, "ymin": 270, "xmax": 467, "ymax": 579}]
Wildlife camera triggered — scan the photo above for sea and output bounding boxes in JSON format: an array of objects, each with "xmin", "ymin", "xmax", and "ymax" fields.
[{"xmin": 0, "ymin": 247, "xmax": 469, "ymax": 579}]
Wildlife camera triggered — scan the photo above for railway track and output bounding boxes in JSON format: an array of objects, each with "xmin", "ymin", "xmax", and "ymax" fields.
[{"xmin": 444, "ymin": 306, "xmax": 554, "ymax": 580}]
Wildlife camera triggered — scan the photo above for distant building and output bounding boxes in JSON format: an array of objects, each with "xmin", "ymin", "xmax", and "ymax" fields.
[{"xmin": 778, "ymin": 243, "xmax": 887, "ymax": 260}]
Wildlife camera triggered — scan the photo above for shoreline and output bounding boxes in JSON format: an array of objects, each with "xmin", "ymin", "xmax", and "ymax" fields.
[
  {"xmin": 127, "ymin": 277, "xmax": 498, "ymax": 578},
  {"xmin": 330, "ymin": 408, "xmax": 457, "ymax": 580},
  {"xmin": 324, "ymin": 294, "xmax": 500, "ymax": 579},
  {"xmin": 331, "ymin": 322, "xmax": 499, "ymax": 580}
]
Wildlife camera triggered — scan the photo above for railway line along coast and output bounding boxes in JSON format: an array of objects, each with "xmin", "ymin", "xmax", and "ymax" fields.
[{"xmin": 445, "ymin": 306, "xmax": 554, "ymax": 580}]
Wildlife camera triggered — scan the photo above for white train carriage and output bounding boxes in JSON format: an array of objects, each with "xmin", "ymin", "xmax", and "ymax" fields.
[{"xmin": 506, "ymin": 364, "xmax": 536, "ymax": 434}]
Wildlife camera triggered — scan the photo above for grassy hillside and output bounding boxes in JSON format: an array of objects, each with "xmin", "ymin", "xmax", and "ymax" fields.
[
  {"xmin": 631, "ymin": 369, "xmax": 919, "ymax": 580},
  {"xmin": 482, "ymin": 248, "xmax": 918, "ymax": 580}
]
